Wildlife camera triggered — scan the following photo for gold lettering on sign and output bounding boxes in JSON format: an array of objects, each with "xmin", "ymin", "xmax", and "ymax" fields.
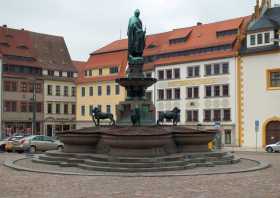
[{"xmin": 168, "ymin": 77, "xmax": 229, "ymax": 87}]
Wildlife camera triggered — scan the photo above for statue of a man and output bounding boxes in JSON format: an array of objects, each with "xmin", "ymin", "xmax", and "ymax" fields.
[{"xmin": 127, "ymin": 9, "xmax": 146, "ymax": 59}]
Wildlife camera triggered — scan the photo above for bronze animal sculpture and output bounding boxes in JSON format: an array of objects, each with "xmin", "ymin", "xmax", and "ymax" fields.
[
  {"xmin": 131, "ymin": 107, "xmax": 141, "ymax": 126},
  {"xmin": 91, "ymin": 107, "xmax": 115, "ymax": 126},
  {"xmin": 157, "ymin": 107, "xmax": 181, "ymax": 126}
]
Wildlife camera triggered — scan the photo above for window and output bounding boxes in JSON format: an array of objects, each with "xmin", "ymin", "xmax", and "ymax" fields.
[
  {"xmin": 115, "ymin": 84, "xmax": 120, "ymax": 95},
  {"xmin": 89, "ymin": 105, "xmax": 93, "ymax": 115},
  {"xmin": 48, "ymin": 103, "xmax": 52, "ymax": 114},
  {"xmin": 97, "ymin": 105, "xmax": 102, "ymax": 111},
  {"xmin": 89, "ymin": 87, "xmax": 93, "ymax": 96},
  {"xmin": 250, "ymin": 35, "xmax": 256, "ymax": 46},
  {"xmin": 174, "ymin": 68, "xmax": 180, "ymax": 79},
  {"xmin": 146, "ymin": 91, "xmax": 152, "ymax": 101},
  {"xmin": 72, "ymin": 104, "xmax": 76, "ymax": 115},
  {"xmin": 257, "ymin": 33, "xmax": 263, "ymax": 45},
  {"xmin": 222, "ymin": 63, "xmax": 229, "ymax": 74},
  {"xmin": 186, "ymin": 110, "xmax": 199, "ymax": 122},
  {"xmin": 222, "ymin": 85, "xmax": 229, "ymax": 96},
  {"xmin": 4, "ymin": 101, "xmax": 17, "ymax": 112},
  {"xmin": 264, "ymin": 32, "xmax": 270, "ymax": 44},
  {"xmin": 20, "ymin": 102, "xmax": 28, "ymax": 112},
  {"xmin": 166, "ymin": 69, "xmax": 172, "ymax": 79},
  {"xmin": 186, "ymin": 87, "xmax": 199, "ymax": 99},
  {"xmin": 47, "ymin": 85, "xmax": 52, "ymax": 95},
  {"xmin": 106, "ymin": 105, "xmax": 111, "ymax": 113},
  {"xmin": 72, "ymin": 87, "xmax": 76, "ymax": 97},
  {"xmin": 81, "ymin": 87, "xmax": 86, "ymax": 97},
  {"xmin": 158, "ymin": 89, "xmax": 164, "ymax": 100},
  {"xmin": 64, "ymin": 86, "xmax": 68, "ymax": 96},
  {"xmin": 99, "ymin": 68, "xmax": 103, "ymax": 76},
  {"xmin": 110, "ymin": 67, "xmax": 119, "ymax": 74},
  {"xmin": 158, "ymin": 70, "xmax": 164, "ymax": 80},
  {"xmin": 213, "ymin": 110, "xmax": 221, "ymax": 121},
  {"xmin": 21, "ymin": 82, "xmax": 27, "ymax": 92},
  {"xmin": 11, "ymin": 81, "xmax": 17, "ymax": 92},
  {"xmin": 223, "ymin": 109, "xmax": 231, "ymax": 121},
  {"xmin": 59, "ymin": 71, "xmax": 63, "ymax": 77},
  {"xmin": 174, "ymin": 88, "xmax": 180, "ymax": 100},
  {"xmin": 205, "ymin": 86, "xmax": 212, "ymax": 97},
  {"xmin": 56, "ymin": 86, "xmax": 60, "ymax": 96},
  {"xmin": 4, "ymin": 81, "xmax": 11, "ymax": 91},
  {"xmin": 56, "ymin": 104, "xmax": 60, "ymax": 114},
  {"xmin": 166, "ymin": 89, "xmax": 172, "ymax": 100},
  {"xmin": 81, "ymin": 105, "xmax": 85, "ymax": 116},
  {"xmin": 84, "ymin": 70, "xmax": 87, "ymax": 76},
  {"xmin": 204, "ymin": 110, "xmax": 211, "ymax": 122},
  {"xmin": 205, "ymin": 64, "xmax": 212, "ymax": 76},
  {"xmin": 225, "ymin": 130, "xmax": 232, "ymax": 144},
  {"xmin": 89, "ymin": 70, "xmax": 92, "ymax": 76},
  {"xmin": 106, "ymin": 85, "xmax": 111, "ymax": 96},
  {"xmin": 214, "ymin": 86, "xmax": 220, "ymax": 97},
  {"xmin": 205, "ymin": 62, "xmax": 229, "ymax": 76},
  {"xmin": 267, "ymin": 69, "xmax": 280, "ymax": 89},
  {"xmin": 64, "ymin": 104, "xmax": 68, "ymax": 114},
  {"xmin": 187, "ymin": 66, "xmax": 200, "ymax": 78},
  {"xmin": 214, "ymin": 64, "xmax": 220, "ymax": 75},
  {"xmin": 98, "ymin": 85, "xmax": 102, "ymax": 96}
]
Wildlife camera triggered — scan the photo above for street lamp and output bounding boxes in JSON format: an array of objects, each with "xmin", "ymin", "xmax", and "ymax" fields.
[{"xmin": 30, "ymin": 78, "xmax": 36, "ymax": 135}]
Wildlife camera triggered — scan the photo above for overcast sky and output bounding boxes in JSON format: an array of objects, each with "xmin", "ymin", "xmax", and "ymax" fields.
[{"xmin": 0, "ymin": 0, "xmax": 273, "ymax": 61}]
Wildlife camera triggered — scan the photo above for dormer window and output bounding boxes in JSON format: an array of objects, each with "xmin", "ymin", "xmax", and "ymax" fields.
[
  {"xmin": 250, "ymin": 35, "xmax": 256, "ymax": 45},
  {"xmin": 257, "ymin": 33, "xmax": 263, "ymax": 44},
  {"xmin": 147, "ymin": 43, "xmax": 157, "ymax": 49},
  {"xmin": 247, "ymin": 31, "xmax": 274, "ymax": 48},
  {"xmin": 169, "ymin": 37, "xmax": 187, "ymax": 45},
  {"xmin": 216, "ymin": 29, "xmax": 238, "ymax": 37},
  {"xmin": 17, "ymin": 44, "xmax": 28, "ymax": 50},
  {"xmin": 110, "ymin": 66, "xmax": 118, "ymax": 74}
]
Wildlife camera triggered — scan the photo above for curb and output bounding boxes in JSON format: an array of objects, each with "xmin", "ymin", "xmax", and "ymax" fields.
[{"xmin": 3, "ymin": 156, "xmax": 271, "ymax": 178}]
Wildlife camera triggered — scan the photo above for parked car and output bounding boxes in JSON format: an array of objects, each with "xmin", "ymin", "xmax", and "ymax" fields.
[
  {"xmin": 0, "ymin": 136, "xmax": 24, "ymax": 152},
  {"xmin": 265, "ymin": 141, "xmax": 280, "ymax": 153},
  {"xmin": 13, "ymin": 135, "xmax": 64, "ymax": 153}
]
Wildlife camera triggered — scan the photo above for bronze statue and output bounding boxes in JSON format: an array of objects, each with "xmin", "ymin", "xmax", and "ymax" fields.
[
  {"xmin": 127, "ymin": 9, "xmax": 146, "ymax": 61},
  {"xmin": 91, "ymin": 107, "xmax": 115, "ymax": 126},
  {"xmin": 157, "ymin": 107, "xmax": 181, "ymax": 126}
]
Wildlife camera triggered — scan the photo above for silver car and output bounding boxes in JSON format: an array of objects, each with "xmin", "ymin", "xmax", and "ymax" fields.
[
  {"xmin": 14, "ymin": 135, "xmax": 64, "ymax": 153},
  {"xmin": 265, "ymin": 141, "xmax": 280, "ymax": 153}
]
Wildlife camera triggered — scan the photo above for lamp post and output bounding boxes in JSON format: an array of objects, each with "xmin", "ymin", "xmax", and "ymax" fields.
[{"xmin": 31, "ymin": 78, "xmax": 36, "ymax": 135}]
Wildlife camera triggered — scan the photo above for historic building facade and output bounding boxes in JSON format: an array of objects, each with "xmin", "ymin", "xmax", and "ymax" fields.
[
  {"xmin": 75, "ymin": 51, "xmax": 127, "ymax": 128},
  {"xmin": 240, "ymin": 1, "xmax": 280, "ymax": 148},
  {"xmin": 0, "ymin": 52, "xmax": 3, "ymax": 138},
  {"xmin": 0, "ymin": 26, "xmax": 44, "ymax": 136},
  {"xmin": 0, "ymin": 26, "xmax": 77, "ymax": 137},
  {"xmin": 29, "ymin": 32, "xmax": 78, "ymax": 137}
]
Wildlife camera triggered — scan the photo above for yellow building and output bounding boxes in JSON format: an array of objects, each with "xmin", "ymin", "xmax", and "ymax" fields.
[{"xmin": 74, "ymin": 50, "xmax": 127, "ymax": 128}]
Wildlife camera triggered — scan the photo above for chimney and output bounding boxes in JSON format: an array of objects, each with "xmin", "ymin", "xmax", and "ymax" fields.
[
  {"xmin": 254, "ymin": 0, "xmax": 260, "ymax": 19},
  {"xmin": 197, "ymin": 22, "xmax": 202, "ymax": 26},
  {"xmin": 2, "ymin": 24, "xmax": 7, "ymax": 28}
]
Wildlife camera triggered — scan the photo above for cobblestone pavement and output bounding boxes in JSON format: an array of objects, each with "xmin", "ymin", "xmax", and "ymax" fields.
[{"xmin": 0, "ymin": 152, "xmax": 280, "ymax": 198}]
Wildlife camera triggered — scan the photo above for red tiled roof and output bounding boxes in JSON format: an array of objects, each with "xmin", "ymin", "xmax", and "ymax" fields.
[
  {"xmin": 168, "ymin": 28, "xmax": 192, "ymax": 40},
  {"xmin": 79, "ymin": 15, "xmax": 252, "ymax": 83},
  {"xmin": 154, "ymin": 50, "xmax": 236, "ymax": 66},
  {"xmin": 76, "ymin": 50, "xmax": 128, "ymax": 84}
]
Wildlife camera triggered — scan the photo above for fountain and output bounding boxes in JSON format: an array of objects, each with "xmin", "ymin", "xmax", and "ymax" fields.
[{"xmin": 31, "ymin": 10, "xmax": 240, "ymax": 172}]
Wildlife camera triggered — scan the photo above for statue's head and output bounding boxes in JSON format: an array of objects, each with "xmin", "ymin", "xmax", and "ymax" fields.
[{"xmin": 134, "ymin": 9, "xmax": 140, "ymax": 17}]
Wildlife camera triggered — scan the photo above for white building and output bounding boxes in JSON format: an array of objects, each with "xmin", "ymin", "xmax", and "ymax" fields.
[
  {"xmin": 154, "ymin": 58, "xmax": 238, "ymax": 146},
  {"xmin": 240, "ymin": 3, "xmax": 280, "ymax": 149}
]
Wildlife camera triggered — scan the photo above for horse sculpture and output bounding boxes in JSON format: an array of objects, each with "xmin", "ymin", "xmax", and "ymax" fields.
[
  {"xmin": 157, "ymin": 107, "xmax": 181, "ymax": 126},
  {"xmin": 91, "ymin": 107, "xmax": 115, "ymax": 126}
]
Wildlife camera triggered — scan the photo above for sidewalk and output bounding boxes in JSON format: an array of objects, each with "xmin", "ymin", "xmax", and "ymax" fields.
[{"xmin": 221, "ymin": 147, "xmax": 266, "ymax": 153}]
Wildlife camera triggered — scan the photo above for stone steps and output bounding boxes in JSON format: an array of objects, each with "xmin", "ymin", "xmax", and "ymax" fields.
[{"xmin": 31, "ymin": 151, "xmax": 238, "ymax": 173}]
